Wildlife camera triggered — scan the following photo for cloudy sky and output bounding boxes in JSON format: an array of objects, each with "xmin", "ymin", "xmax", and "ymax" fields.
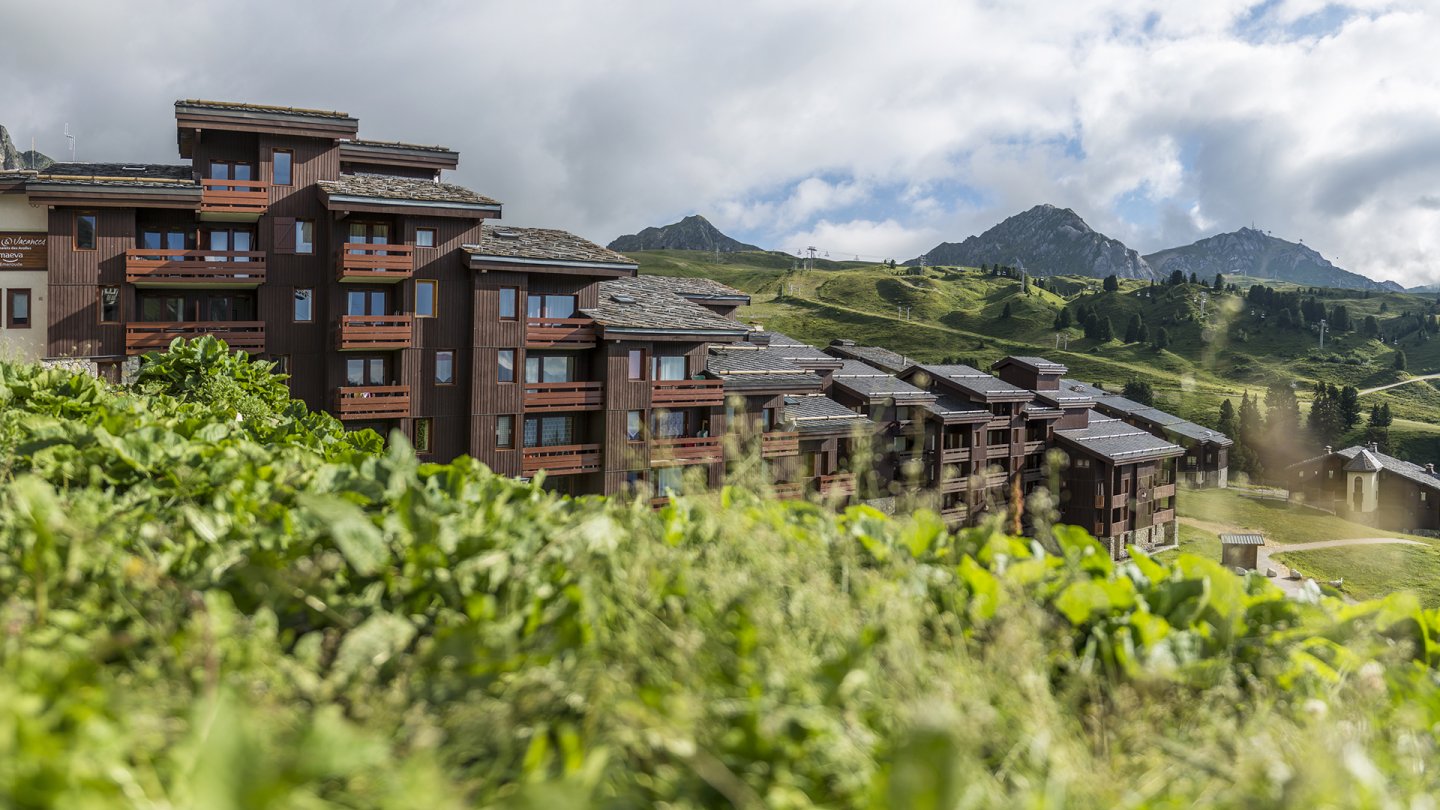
[{"xmin": 3, "ymin": 0, "xmax": 1439, "ymax": 284}]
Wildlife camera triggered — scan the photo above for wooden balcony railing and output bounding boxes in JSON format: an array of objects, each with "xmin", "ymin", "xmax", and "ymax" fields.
[
  {"xmin": 525, "ymin": 318, "xmax": 597, "ymax": 348},
  {"xmin": 337, "ymin": 315, "xmax": 413, "ymax": 351},
  {"xmin": 1152, "ymin": 483, "xmax": 1176, "ymax": 500},
  {"xmin": 939, "ymin": 473, "xmax": 970, "ymax": 494},
  {"xmin": 761, "ymin": 431, "xmax": 800, "ymax": 458},
  {"xmin": 521, "ymin": 443, "xmax": 602, "ymax": 476},
  {"xmin": 1023, "ymin": 440, "xmax": 1045, "ymax": 454},
  {"xmin": 125, "ymin": 321, "xmax": 265, "ymax": 354},
  {"xmin": 940, "ymin": 505, "xmax": 969, "ymax": 525},
  {"xmin": 200, "ymin": 178, "xmax": 270, "ymax": 217},
  {"xmin": 523, "ymin": 381, "xmax": 603, "ymax": 411},
  {"xmin": 337, "ymin": 244, "xmax": 415, "ymax": 282},
  {"xmin": 334, "ymin": 385, "xmax": 411, "ymax": 420},
  {"xmin": 773, "ymin": 482, "xmax": 806, "ymax": 500},
  {"xmin": 818, "ymin": 472, "xmax": 856, "ymax": 498},
  {"xmin": 652, "ymin": 379, "xmax": 725, "ymax": 407},
  {"xmin": 125, "ymin": 249, "xmax": 267, "ymax": 286},
  {"xmin": 984, "ymin": 472, "xmax": 1009, "ymax": 488},
  {"xmin": 986, "ymin": 445, "xmax": 1011, "ymax": 459},
  {"xmin": 941, "ymin": 447, "xmax": 971, "ymax": 463},
  {"xmin": 1151, "ymin": 508, "xmax": 1176, "ymax": 525},
  {"xmin": 651, "ymin": 436, "xmax": 724, "ymax": 466}
]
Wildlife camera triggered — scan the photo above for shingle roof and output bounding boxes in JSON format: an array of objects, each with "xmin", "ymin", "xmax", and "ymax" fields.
[
  {"xmin": 784, "ymin": 395, "xmax": 876, "ymax": 435},
  {"xmin": 344, "ymin": 139, "xmax": 455, "ymax": 153},
  {"xmin": 827, "ymin": 343, "xmax": 915, "ymax": 373},
  {"xmin": 176, "ymin": 99, "xmax": 353, "ymax": 119},
  {"xmin": 464, "ymin": 226, "xmax": 635, "ymax": 267},
  {"xmin": 913, "ymin": 364, "xmax": 1032, "ymax": 399},
  {"xmin": 830, "ymin": 374, "xmax": 935, "ymax": 401},
  {"xmin": 1303, "ymin": 446, "xmax": 1440, "ymax": 490},
  {"xmin": 1033, "ymin": 389, "xmax": 1093, "ymax": 407},
  {"xmin": 707, "ymin": 346, "xmax": 806, "ymax": 374},
  {"xmin": 1220, "ymin": 533, "xmax": 1266, "ymax": 546},
  {"xmin": 1059, "ymin": 378, "xmax": 1233, "ymax": 448},
  {"xmin": 994, "ymin": 356, "xmax": 1068, "ymax": 374},
  {"xmin": 925, "ymin": 394, "xmax": 991, "ymax": 421},
  {"xmin": 1163, "ymin": 421, "xmax": 1234, "ymax": 446},
  {"xmin": 723, "ymin": 374, "xmax": 825, "ymax": 393},
  {"xmin": 1022, "ymin": 404, "xmax": 1064, "ymax": 419},
  {"xmin": 637, "ymin": 274, "xmax": 751, "ymax": 302},
  {"xmin": 584, "ymin": 277, "xmax": 751, "ymax": 336},
  {"xmin": 1344, "ymin": 449, "xmax": 1384, "ymax": 472},
  {"xmin": 752, "ymin": 330, "xmax": 811, "ymax": 348},
  {"xmin": 1054, "ymin": 417, "xmax": 1184, "ymax": 462},
  {"xmin": 32, "ymin": 163, "xmax": 196, "ymax": 187},
  {"xmin": 319, "ymin": 174, "xmax": 499, "ymax": 207},
  {"xmin": 832, "ymin": 359, "xmax": 891, "ymax": 378}
]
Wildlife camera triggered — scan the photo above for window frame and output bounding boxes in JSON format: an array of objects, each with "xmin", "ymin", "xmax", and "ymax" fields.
[
  {"xmin": 626, "ymin": 409, "xmax": 645, "ymax": 442},
  {"xmin": 498, "ymin": 287, "xmax": 518, "ymax": 320},
  {"xmin": 496, "ymin": 414, "xmax": 515, "ymax": 450},
  {"xmin": 75, "ymin": 211, "xmax": 98, "ymax": 251},
  {"xmin": 413, "ymin": 417, "xmax": 434, "ymax": 455},
  {"xmin": 416, "ymin": 280, "xmax": 439, "ymax": 318},
  {"xmin": 497, "ymin": 349, "xmax": 515, "ymax": 383},
  {"xmin": 295, "ymin": 219, "xmax": 315, "ymax": 255},
  {"xmin": 5, "ymin": 288, "xmax": 32, "ymax": 329},
  {"xmin": 293, "ymin": 288, "xmax": 314, "ymax": 323},
  {"xmin": 272, "ymin": 149, "xmax": 294, "ymax": 186},
  {"xmin": 415, "ymin": 227, "xmax": 437, "ymax": 248},
  {"xmin": 435, "ymin": 350, "xmax": 456, "ymax": 385},
  {"xmin": 98, "ymin": 285, "xmax": 121, "ymax": 324},
  {"xmin": 627, "ymin": 348, "xmax": 647, "ymax": 381}
]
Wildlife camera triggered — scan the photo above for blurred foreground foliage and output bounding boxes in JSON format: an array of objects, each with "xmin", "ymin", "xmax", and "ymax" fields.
[{"xmin": 2, "ymin": 337, "xmax": 1439, "ymax": 808}]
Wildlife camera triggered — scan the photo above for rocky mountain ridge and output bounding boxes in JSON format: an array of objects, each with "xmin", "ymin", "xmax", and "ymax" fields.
[
  {"xmin": 1143, "ymin": 227, "xmax": 1402, "ymax": 292},
  {"xmin": 0, "ymin": 124, "xmax": 54, "ymax": 171},
  {"xmin": 908, "ymin": 204, "xmax": 1154, "ymax": 279},
  {"xmin": 608, "ymin": 214, "xmax": 762, "ymax": 253}
]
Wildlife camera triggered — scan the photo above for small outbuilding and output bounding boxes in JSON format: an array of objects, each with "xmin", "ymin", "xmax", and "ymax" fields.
[{"xmin": 1220, "ymin": 533, "xmax": 1266, "ymax": 571}]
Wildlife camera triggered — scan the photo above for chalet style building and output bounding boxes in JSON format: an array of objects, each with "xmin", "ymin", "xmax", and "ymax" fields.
[
  {"xmin": 1289, "ymin": 444, "xmax": 1440, "ymax": 532},
  {"xmin": 1059, "ymin": 378, "xmax": 1232, "ymax": 488}
]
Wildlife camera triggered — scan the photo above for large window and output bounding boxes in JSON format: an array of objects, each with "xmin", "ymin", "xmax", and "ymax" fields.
[
  {"xmin": 435, "ymin": 350, "xmax": 455, "ymax": 384},
  {"xmin": 414, "ymin": 418, "xmax": 433, "ymax": 454},
  {"xmin": 626, "ymin": 410, "xmax": 644, "ymax": 441},
  {"xmin": 524, "ymin": 354, "xmax": 576, "ymax": 384},
  {"xmin": 652, "ymin": 409, "xmax": 686, "ymax": 439},
  {"xmin": 496, "ymin": 415, "xmax": 514, "ymax": 449},
  {"xmin": 5, "ymin": 289, "xmax": 31, "ymax": 329},
  {"xmin": 523, "ymin": 415, "xmax": 575, "ymax": 448},
  {"xmin": 346, "ymin": 289, "xmax": 389, "ymax": 316},
  {"xmin": 345, "ymin": 357, "xmax": 388, "ymax": 386},
  {"xmin": 75, "ymin": 212, "xmax": 97, "ymax": 250},
  {"xmin": 651, "ymin": 355, "xmax": 686, "ymax": 381},
  {"xmin": 655, "ymin": 466, "xmax": 683, "ymax": 496},
  {"xmin": 205, "ymin": 227, "xmax": 255, "ymax": 261},
  {"xmin": 497, "ymin": 349, "xmax": 515, "ymax": 382},
  {"xmin": 272, "ymin": 149, "xmax": 293, "ymax": 186},
  {"xmin": 139, "ymin": 226, "xmax": 190, "ymax": 253},
  {"xmin": 99, "ymin": 286, "xmax": 120, "ymax": 323},
  {"xmin": 498, "ymin": 287, "xmax": 518, "ymax": 320},
  {"xmin": 209, "ymin": 160, "xmax": 254, "ymax": 188},
  {"xmin": 294, "ymin": 289, "xmax": 313, "ymax": 322},
  {"xmin": 526, "ymin": 294, "xmax": 577, "ymax": 319},
  {"xmin": 627, "ymin": 348, "xmax": 646, "ymax": 380},
  {"xmin": 416, "ymin": 280, "xmax": 438, "ymax": 317},
  {"xmin": 140, "ymin": 294, "xmax": 184, "ymax": 322},
  {"xmin": 296, "ymin": 220, "xmax": 315, "ymax": 254}
]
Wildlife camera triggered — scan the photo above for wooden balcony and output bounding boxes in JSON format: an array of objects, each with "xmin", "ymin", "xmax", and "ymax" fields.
[
  {"xmin": 941, "ymin": 447, "xmax": 971, "ymax": 463},
  {"xmin": 652, "ymin": 379, "xmax": 725, "ymax": 407},
  {"xmin": 125, "ymin": 321, "xmax": 265, "ymax": 355},
  {"xmin": 1152, "ymin": 483, "xmax": 1176, "ymax": 500},
  {"xmin": 337, "ymin": 244, "xmax": 415, "ymax": 283},
  {"xmin": 199, "ymin": 178, "xmax": 270, "ymax": 220},
  {"xmin": 337, "ymin": 315, "xmax": 413, "ymax": 351},
  {"xmin": 1151, "ymin": 508, "xmax": 1175, "ymax": 525},
  {"xmin": 986, "ymin": 445, "xmax": 1011, "ymax": 459},
  {"xmin": 1024, "ymin": 440, "xmax": 1045, "ymax": 454},
  {"xmin": 774, "ymin": 482, "xmax": 806, "ymax": 500},
  {"xmin": 761, "ymin": 431, "xmax": 800, "ymax": 458},
  {"xmin": 818, "ymin": 472, "xmax": 856, "ymax": 499},
  {"xmin": 984, "ymin": 472, "xmax": 1009, "ymax": 488},
  {"xmin": 651, "ymin": 436, "xmax": 724, "ymax": 466},
  {"xmin": 125, "ymin": 249, "xmax": 266, "ymax": 287},
  {"xmin": 522, "ymin": 443, "xmax": 602, "ymax": 476},
  {"xmin": 523, "ymin": 381, "xmax": 604, "ymax": 412},
  {"xmin": 526, "ymin": 318, "xmax": 597, "ymax": 349},
  {"xmin": 334, "ymin": 385, "xmax": 411, "ymax": 420},
  {"xmin": 938, "ymin": 473, "xmax": 970, "ymax": 494},
  {"xmin": 940, "ymin": 505, "xmax": 969, "ymax": 525}
]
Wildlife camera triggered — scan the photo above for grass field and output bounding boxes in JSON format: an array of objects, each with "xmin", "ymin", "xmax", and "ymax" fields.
[{"xmin": 1274, "ymin": 544, "xmax": 1440, "ymax": 606}]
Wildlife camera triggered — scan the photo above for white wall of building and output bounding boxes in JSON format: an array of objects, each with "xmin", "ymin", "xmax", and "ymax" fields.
[{"xmin": 0, "ymin": 194, "xmax": 48, "ymax": 363}]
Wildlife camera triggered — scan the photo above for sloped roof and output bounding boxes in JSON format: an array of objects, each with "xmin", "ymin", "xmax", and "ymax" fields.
[
  {"xmin": 830, "ymin": 373, "xmax": 935, "ymax": 401},
  {"xmin": 343, "ymin": 138, "xmax": 455, "ymax": 153},
  {"xmin": 465, "ymin": 226, "xmax": 635, "ymax": 267},
  {"xmin": 911, "ymin": 364, "xmax": 1032, "ymax": 400},
  {"xmin": 1297, "ymin": 446, "xmax": 1440, "ymax": 491},
  {"xmin": 1344, "ymin": 449, "xmax": 1384, "ymax": 472},
  {"xmin": 1054, "ymin": 417, "xmax": 1184, "ymax": 462},
  {"xmin": 176, "ymin": 99, "xmax": 353, "ymax": 119},
  {"xmin": 832, "ymin": 358, "xmax": 891, "ymax": 377},
  {"xmin": 1220, "ymin": 534, "xmax": 1265, "ymax": 546},
  {"xmin": 584, "ymin": 277, "xmax": 751, "ymax": 337},
  {"xmin": 784, "ymin": 394, "xmax": 876, "ymax": 435},
  {"xmin": 1059, "ymin": 377, "xmax": 1232, "ymax": 448},
  {"xmin": 638, "ymin": 274, "xmax": 750, "ymax": 302},
  {"xmin": 992, "ymin": 355, "xmax": 1068, "ymax": 374},
  {"xmin": 925, "ymin": 394, "xmax": 991, "ymax": 422},
  {"xmin": 826, "ymin": 343, "xmax": 914, "ymax": 373},
  {"xmin": 319, "ymin": 174, "xmax": 499, "ymax": 207},
  {"xmin": 32, "ymin": 163, "xmax": 196, "ymax": 187}
]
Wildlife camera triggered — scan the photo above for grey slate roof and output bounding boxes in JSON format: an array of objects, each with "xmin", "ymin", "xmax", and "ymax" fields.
[
  {"xmin": 723, "ymin": 374, "xmax": 824, "ymax": 392},
  {"xmin": 784, "ymin": 395, "xmax": 876, "ymax": 435},
  {"xmin": 752, "ymin": 330, "xmax": 811, "ymax": 347},
  {"xmin": 1022, "ymin": 404, "xmax": 1064, "ymax": 418},
  {"xmin": 1125, "ymin": 405, "xmax": 1188, "ymax": 427},
  {"xmin": 830, "ymin": 374, "xmax": 935, "ymax": 401},
  {"xmin": 1059, "ymin": 378, "xmax": 1233, "ymax": 448},
  {"xmin": 1344, "ymin": 449, "xmax": 1385, "ymax": 472},
  {"xmin": 464, "ymin": 226, "xmax": 635, "ymax": 267},
  {"xmin": 827, "ymin": 343, "xmax": 915, "ymax": 373},
  {"xmin": 637, "ymin": 274, "xmax": 751, "ymax": 302},
  {"xmin": 925, "ymin": 394, "xmax": 991, "ymax": 421},
  {"xmin": 707, "ymin": 346, "xmax": 805, "ymax": 374},
  {"xmin": 1307, "ymin": 446, "xmax": 1440, "ymax": 490},
  {"xmin": 1033, "ymin": 389, "xmax": 1093, "ymax": 407},
  {"xmin": 319, "ymin": 174, "xmax": 500, "ymax": 207},
  {"xmin": 832, "ymin": 359, "xmax": 891, "ymax": 377},
  {"xmin": 913, "ymin": 364, "xmax": 1032, "ymax": 399},
  {"xmin": 1163, "ymin": 421, "xmax": 1234, "ymax": 446},
  {"xmin": 584, "ymin": 277, "xmax": 751, "ymax": 336},
  {"xmin": 1220, "ymin": 534, "xmax": 1266, "ymax": 546},
  {"xmin": 176, "ymin": 99, "xmax": 354, "ymax": 120},
  {"xmin": 1054, "ymin": 417, "xmax": 1184, "ymax": 462},
  {"xmin": 33, "ymin": 163, "xmax": 196, "ymax": 187},
  {"xmin": 344, "ymin": 139, "xmax": 456, "ymax": 153},
  {"xmin": 994, "ymin": 356, "xmax": 1068, "ymax": 374}
]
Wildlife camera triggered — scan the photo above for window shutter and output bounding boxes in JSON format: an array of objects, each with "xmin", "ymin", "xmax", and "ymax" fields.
[{"xmin": 273, "ymin": 217, "xmax": 296, "ymax": 254}]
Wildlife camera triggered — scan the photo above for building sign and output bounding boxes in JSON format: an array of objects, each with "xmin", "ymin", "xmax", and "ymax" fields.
[{"xmin": 0, "ymin": 232, "xmax": 47, "ymax": 270}]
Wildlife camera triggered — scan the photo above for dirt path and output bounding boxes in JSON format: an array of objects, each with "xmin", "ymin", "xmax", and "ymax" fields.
[{"xmin": 1359, "ymin": 372, "xmax": 1440, "ymax": 395}]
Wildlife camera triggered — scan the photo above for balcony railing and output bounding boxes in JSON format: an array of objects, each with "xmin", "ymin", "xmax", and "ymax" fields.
[
  {"xmin": 1152, "ymin": 483, "xmax": 1176, "ymax": 500},
  {"xmin": 337, "ymin": 244, "xmax": 415, "ymax": 282},
  {"xmin": 125, "ymin": 321, "xmax": 265, "ymax": 354},
  {"xmin": 521, "ymin": 443, "xmax": 602, "ymax": 476},
  {"xmin": 334, "ymin": 385, "xmax": 411, "ymax": 420},
  {"xmin": 523, "ymin": 381, "xmax": 604, "ymax": 411},
  {"xmin": 124, "ymin": 249, "xmax": 267, "ymax": 286},
  {"xmin": 818, "ymin": 472, "xmax": 856, "ymax": 499},
  {"xmin": 941, "ymin": 447, "xmax": 971, "ymax": 463},
  {"xmin": 984, "ymin": 472, "xmax": 1009, "ymax": 488},
  {"xmin": 526, "ymin": 318, "xmax": 597, "ymax": 348},
  {"xmin": 199, "ymin": 179, "xmax": 270, "ymax": 218},
  {"xmin": 939, "ymin": 473, "xmax": 970, "ymax": 494},
  {"xmin": 773, "ymin": 482, "xmax": 806, "ymax": 500},
  {"xmin": 652, "ymin": 379, "xmax": 725, "ymax": 407},
  {"xmin": 986, "ymin": 445, "xmax": 1011, "ymax": 459},
  {"xmin": 1151, "ymin": 508, "xmax": 1176, "ymax": 525},
  {"xmin": 940, "ymin": 505, "xmax": 969, "ymax": 525},
  {"xmin": 1023, "ymin": 440, "xmax": 1045, "ymax": 454},
  {"xmin": 651, "ymin": 436, "xmax": 724, "ymax": 466},
  {"xmin": 761, "ymin": 431, "xmax": 800, "ymax": 458},
  {"xmin": 337, "ymin": 315, "xmax": 413, "ymax": 351}
]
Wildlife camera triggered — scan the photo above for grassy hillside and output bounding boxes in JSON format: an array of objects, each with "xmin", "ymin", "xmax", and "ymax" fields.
[
  {"xmin": 636, "ymin": 251, "xmax": 1440, "ymax": 462},
  {"xmin": 5, "ymin": 342, "xmax": 1440, "ymax": 806}
]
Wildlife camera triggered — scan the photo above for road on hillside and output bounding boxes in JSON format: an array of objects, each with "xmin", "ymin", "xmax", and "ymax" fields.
[{"xmin": 1359, "ymin": 372, "xmax": 1440, "ymax": 395}]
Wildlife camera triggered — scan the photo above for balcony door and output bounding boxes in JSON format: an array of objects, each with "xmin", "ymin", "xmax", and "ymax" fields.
[
  {"xmin": 209, "ymin": 160, "xmax": 254, "ymax": 191},
  {"xmin": 137, "ymin": 226, "xmax": 192, "ymax": 259},
  {"xmin": 137, "ymin": 290, "xmax": 256, "ymax": 323},
  {"xmin": 524, "ymin": 353, "xmax": 577, "ymax": 384},
  {"xmin": 345, "ymin": 356, "xmax": 391, "ymax": 387},
  {"xmin": 523, "ymin": 415, "xmax": 577, "ymax": 448},
  {"xmin": 347, "ymin": 222, "xmax": 391, "ymax": 255},
  {"xmin": 526, "ymin": 293, "xmax": 577, "ymax": 320},
  {"xmin": 203, "ymin": 227, "xmax": 256, "ymax": 263},
  {"xmin": 346, "ymin": 288, "xmax": 392, "ymax": 317}
]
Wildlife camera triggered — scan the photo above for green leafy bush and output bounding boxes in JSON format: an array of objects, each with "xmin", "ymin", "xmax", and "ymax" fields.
[{"xmin": 2, "ymin": 342, "xmax": 1439, "ymax": 807}]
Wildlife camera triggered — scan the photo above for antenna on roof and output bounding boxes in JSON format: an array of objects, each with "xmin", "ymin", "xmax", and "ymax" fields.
[{"xmin": 63, "ymin": 123, "xmax": 75, "ymax": 162}]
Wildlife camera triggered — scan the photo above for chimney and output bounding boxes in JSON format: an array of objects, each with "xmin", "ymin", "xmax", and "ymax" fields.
[
  {"xmin": 1324, "ymin": 446, "xmax": 1332, "ymax": 455},
  {"xmin": 1369, "ymin": 442, "xmax": 1379, "ymax": 453},
  {"xmin": 1427, "ymin": 464, "xmax": 1436, "ymax": 476}
]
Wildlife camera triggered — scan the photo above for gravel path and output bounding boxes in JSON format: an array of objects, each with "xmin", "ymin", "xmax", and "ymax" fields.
[{"xmin": 1359, "ymin": 373, "xmax": 1440, "ymax": 395}]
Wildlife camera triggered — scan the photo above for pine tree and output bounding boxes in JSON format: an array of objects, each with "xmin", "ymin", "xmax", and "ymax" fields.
[
  {"xmin": 1364, "ymin": 315, "xmax": 1380, "ymax": 338},
  {"xmin": 1339, "ymin": 385, "xmax": 1361, "ymax": 430},
  {"xmin": 1002, "ymin": 302, "xmax": 1013, "ymax": 319},
  {"xmin": 1394, "ymin": 350, "xmax": 1408, "ymax": 371},
  {"xmin": 1153, "ymin": 327, "xmax": 1170, "ymax": 350},
  {"xmin": 1136, "ymin": 323, "xmax": 1149, "ymax": 344},
  {"xmin": 1124, "ymin": 313, "xmax": 1143, "ymax": 343},
  {"xmin": 1213, "ymin": 272, "xmax": 1224, "ymax": 291},
  {"xmin": 1217, "ymin": 399, "xmax": 1236, "ymax": 437},
  {"xmin": 1190, "ymin": 272, "xmax": 1200, "ymax": 285},
  {"xmin": 1122, "ymin": 379, "xmax": 1155, "ymax": 406},
  {"xmin": 1264, "ymin": 380, "xmax": 1302, "ymax": 471},
  {"xmin": 1103, "ymin": 274, "xmax": 1119, "ymax": 292},
  {"xmin": 1096, "ymin": 316, "xmax": 1115, "ymax": 342},
  {"xmin": 1168, "ymin": 270, "xmax": 1186, "ymax": 286}
]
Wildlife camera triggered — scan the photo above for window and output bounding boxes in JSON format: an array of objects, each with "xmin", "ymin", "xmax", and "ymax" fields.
[
  {"xmin": 294, "ymin": 289, "xmax": 313, "ymax": 322},
  {"xmin": 99, "ymin": 286, "xmax": 120, "ymax": 323},
  {"xmin": 1074, "ymin": 457, "xmax": 1092, "ymax": 469},
  {"xmin": 416, "ymin": 280, "xmax": 438, "ymax": 317},
  {"xmin": 139, "ymin": 226, "xmax": 190, "ymax": 252},
  {"xmin": 272, "ymin": 149, "xmax": 293, "ymax": 186},
  {"xmin": 655, "ymin": 466, "xmax": 683, "ymax": 496},
  {"xmin": 987, "ymin": 429, "xmax": 1007, "ymax": 446},
  {"xmin": 1423, "ymin": 491, "xmax": 1429, "ymax": 503},
  {"xmin": 524, "ymin": 354, "xmax": 576, "ymax": 384},
  {"xmin": 627, "ymin": 349, "xmax": 646, "ymax": 380},
  {"xmin": 140, "ymin": 294, "xmax": 185, "ymax": 322},
  {"xmin": 498, "ymin": 287, "xmax": 518, "ymax": 320},
  {"xmin": 651, "ymin": 355, "xmax": 686, "ymax": 381},
  {"xmin": 435, "ymin": 350, "xmax": 455, "ymax": 384},
  {"xmin": 296, "ymin": 220, "xmax": 315, "ymax": 254},
  {"xmin": 894, "ymin": 406, "xmax": 910, "ymax": 422},
  {"xmin": 652, "ymin": 409, "xmax": 686, "ymax": 439},
  {"xmin": 526, "ymin": 293, "xmax": 577, "ymax": 319},
  {"xmin": 627, "ymin": 410, "xmax": 644, "ymax": 441},
  {"xmin": 75, "ymin": 212, "xmax": 97, "ymax": 250},
  {"xmin": 414, "ymin": 418, "xmax": 433, "ymax": 454},
  {"xmin": 270, "ymin": 355, "xmax": 290, "ymax": 375},
  {"xmin": 345, "ymin": 357, "xmax": 389, "ymax": 386},
  {"xmin": 346, "ymin": 289, "xmax": 389, "ymax": 317},
  {"xmin": 497, "ymin": 349, "xmax": 515, "ymax": 382},
  {"xmin": 496, "ymin": 415, "xmax": 515, "ymax": 449},
  {"xmin": 416, "ymin": 228, "xmax": 437, "ymax": 248},
  {"xmin": 5, "ymin": 289, "xmax": 31, "ymax": 329},
  {"xmin": 523, "ymin": 415, "xmax": 575, "ymax": 447},
  {"xmin": 761, "ymin": 407, "xmax": 776, "ymax": 432}
]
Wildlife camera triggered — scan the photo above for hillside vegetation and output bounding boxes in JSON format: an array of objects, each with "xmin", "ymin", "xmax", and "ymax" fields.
[
  {"xmin": 635, "ymin": 250, "xmax": 1440, "ymax": 464},
  {"xmin": 4, "ymin": 339, "xmax": 1440, "ymax": 806}
]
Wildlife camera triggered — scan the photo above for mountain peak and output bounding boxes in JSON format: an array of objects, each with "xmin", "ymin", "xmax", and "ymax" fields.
[
  {"xmin": 908, "ymin": 203, "xmax": 1153, "ymax": 279},
  {"xmin": 609, "ymin": 215, "xmax": 761, "ymax": 253},
  {"xmin": 1143, "ymin": 229, "xmax": 1398, "ymax": 291},
  {"xmin": 0, "ymin": 124, "xmax": 54, "ymax": 171}
]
